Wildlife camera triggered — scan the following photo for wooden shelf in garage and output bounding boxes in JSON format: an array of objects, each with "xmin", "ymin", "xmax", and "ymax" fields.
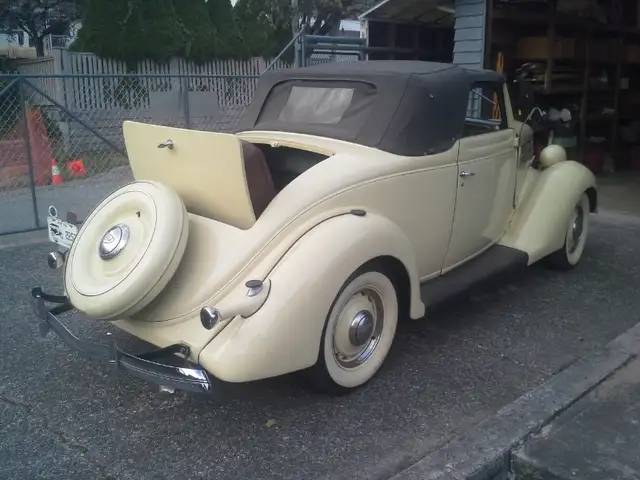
[{"xmin": 487, "ymin": 0, "xmax": 635, "ymax": 165}]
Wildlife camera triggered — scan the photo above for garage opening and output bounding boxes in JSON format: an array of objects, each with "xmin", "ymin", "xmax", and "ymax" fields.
[{"xmin": 486, "ymin": 0, "xmax": 640, "ymax": 176}]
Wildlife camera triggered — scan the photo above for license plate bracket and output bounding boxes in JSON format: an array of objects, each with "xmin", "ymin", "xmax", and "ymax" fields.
[{"xmin": 48, "ymin": 214, "xmax": 78, "ymax": 249}]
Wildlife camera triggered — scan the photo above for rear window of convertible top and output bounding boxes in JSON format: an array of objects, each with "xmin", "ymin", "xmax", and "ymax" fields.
[{"xmin": 256, "ymin": 80, "xmax": 377, "ymax": 127}]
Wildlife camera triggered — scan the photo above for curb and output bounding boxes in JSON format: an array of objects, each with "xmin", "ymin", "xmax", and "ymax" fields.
[{"xmin": 389, "ymin": 322, "xmax": 640, "ymax": 480}]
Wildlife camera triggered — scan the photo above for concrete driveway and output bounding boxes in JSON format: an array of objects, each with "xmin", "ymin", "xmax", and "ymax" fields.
[{"xmin": 1, "ymin": 211, "xmax": 640, "ymax": 480}]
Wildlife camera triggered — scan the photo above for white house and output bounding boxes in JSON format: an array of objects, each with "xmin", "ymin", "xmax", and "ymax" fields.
[{"xmin": 0, "ymin": 30, "xmax": 37, "ymax": 59}]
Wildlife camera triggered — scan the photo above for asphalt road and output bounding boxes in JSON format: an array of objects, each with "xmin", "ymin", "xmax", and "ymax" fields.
[{"xmin": 1, "ymin": 211, "xmax": 639, "ymax": 480}]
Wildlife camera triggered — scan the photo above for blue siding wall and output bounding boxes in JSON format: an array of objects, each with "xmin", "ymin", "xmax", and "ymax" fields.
[{"xmin": 453, "ymin": 0, "xmax": 487, "ymax": 69}]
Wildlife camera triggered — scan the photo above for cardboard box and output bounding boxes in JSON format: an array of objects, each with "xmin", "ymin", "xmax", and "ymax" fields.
[
  {"xmin": 517, "ymin": 36, "xmax": 575, "ymax": 60},
  {"xmin": 625, "ymin": 45, "xmax": 640, "ymax": 63},
  {"xmin": 572, "ymin": 38, "xmax": 620, "ymax": 63}
]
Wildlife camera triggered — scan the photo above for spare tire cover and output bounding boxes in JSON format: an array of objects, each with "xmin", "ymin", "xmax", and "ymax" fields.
[{"xmin": 65, "ymin": 181, "xmax": 189, "ymax": 320}]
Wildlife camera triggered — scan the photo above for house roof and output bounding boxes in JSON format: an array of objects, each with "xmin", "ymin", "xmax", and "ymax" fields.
[{"xmin": 359, "ymin": 0, "xmax": 455, "ymax": 25}]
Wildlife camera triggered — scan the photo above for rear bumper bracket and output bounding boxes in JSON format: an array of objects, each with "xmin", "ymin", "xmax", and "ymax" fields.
[{"xmin": 31, "ymin": 287, "xmax": 212, "ymax": 394}]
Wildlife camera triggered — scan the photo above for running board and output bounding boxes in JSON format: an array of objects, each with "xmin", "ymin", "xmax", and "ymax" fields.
[{"xmin": 421, "ymin": 245, "xmax": 529, "ymax": 311}]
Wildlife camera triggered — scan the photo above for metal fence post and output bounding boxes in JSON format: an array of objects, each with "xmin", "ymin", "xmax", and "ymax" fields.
[
  {"xmin": 301, "ymin": 34, "xmax": 307, "ymax": 67},
  {"xmin": 182, "ymin": 76, "xmax": 191, "ymax": 129},
  {"xmin": 19, "ymin": 79, "xmax": 41, "ymax": 229}
]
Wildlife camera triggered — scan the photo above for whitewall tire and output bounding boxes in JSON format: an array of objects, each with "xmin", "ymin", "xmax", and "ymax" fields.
[
  {"xmin": 311, "ymin": 267, "xmax": 398, "ymax": 392},
  {"xmin": 547, "ymin": 193, "xmax": 590, "ymax": 270}
]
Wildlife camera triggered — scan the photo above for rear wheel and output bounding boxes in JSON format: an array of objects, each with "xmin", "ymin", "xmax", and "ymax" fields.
[
  {"xmin": 546, "ymin": 193, "xmax": 590, "ymax": 270},
  {"xmin": 310, "ymin": 267, "xmax": 398, "ymax": 393}
]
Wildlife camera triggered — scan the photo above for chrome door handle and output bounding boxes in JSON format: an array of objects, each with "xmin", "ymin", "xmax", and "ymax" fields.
[
  {"xmin": 459, "ymin": 171, "xmax": 476, "ymax": 177},
  {"xmin": 157, "ymin": 139, "xmax": 174, "ymax": 149}
]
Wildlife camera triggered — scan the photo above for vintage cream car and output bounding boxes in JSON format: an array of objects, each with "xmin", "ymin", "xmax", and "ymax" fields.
[{"xmin": 32, "ymin": 61, "xmax": 596, "ymax": 394}]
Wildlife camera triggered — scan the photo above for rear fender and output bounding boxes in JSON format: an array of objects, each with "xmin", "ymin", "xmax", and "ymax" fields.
[
  {"xmin": 500, "ymin": 161, "xmax": 596, "ymax": 264},
  {"xmin": 198, "ymin": 212, "xmax": 423, "ymax": 382}
]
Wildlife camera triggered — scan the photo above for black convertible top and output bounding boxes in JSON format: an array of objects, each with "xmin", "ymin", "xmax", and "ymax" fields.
[{"xmin": 238, "ymin": 61, "xmax": 505, "ymax": 156}]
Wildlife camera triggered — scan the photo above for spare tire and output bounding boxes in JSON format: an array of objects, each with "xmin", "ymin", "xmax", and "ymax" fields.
[{"xmin": 65, "ymin": 181, "xmax": 189, "ymax": 319}]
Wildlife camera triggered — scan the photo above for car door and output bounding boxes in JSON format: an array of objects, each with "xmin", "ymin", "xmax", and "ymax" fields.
[{"xmin": 443, "ymin": 82, "xmax": 517, "ymax": 270}]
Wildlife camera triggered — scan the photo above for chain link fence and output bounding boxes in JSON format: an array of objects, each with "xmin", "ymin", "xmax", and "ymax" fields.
[{"xmin": 0, "ymin": 73, "xmax": 260, "ymax": 234}]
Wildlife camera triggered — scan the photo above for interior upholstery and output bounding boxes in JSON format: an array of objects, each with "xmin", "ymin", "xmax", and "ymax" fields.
[
  {"xmin": 256, "ymin": 144, "xmax": 327, "ymax": 191},
  {"xmin": 242, "ymin": 141, "xmax": 277, "ymax": 218}
]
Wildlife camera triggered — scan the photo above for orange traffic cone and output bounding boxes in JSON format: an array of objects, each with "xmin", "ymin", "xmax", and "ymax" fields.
[
  {"xmin": 67, "ymin": 158, "xmax": 87, "ymax": 178},
  {"xmin": 51, "ymin": 159, "xmax": 63, "ymax": 185}
]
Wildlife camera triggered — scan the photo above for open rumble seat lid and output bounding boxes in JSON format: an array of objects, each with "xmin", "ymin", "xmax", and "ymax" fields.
[{"xmin": 123, "ymin": 121, "xmax": 257, "ymax": 229}]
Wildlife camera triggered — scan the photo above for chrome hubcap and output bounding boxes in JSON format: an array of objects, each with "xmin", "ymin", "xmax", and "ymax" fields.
[
  {"xmin": 99, "ymin": 224, "xmax": 130, "ymax": 260},
  {"xmin": 568, "ymin": 205, "xmax": 584, "ymax": 254},
  {"xmin": 333, "ymin": 287, "xmax": 384, "ymax": 369},
  {"xmin": 349, "ymin": 310, "xmax": 374, "ymax": 347}
]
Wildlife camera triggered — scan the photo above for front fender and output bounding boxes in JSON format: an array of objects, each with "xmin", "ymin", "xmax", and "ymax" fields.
[
  {"xmin": 500, "ymin": 161, "xmax": 596, "ymax": 264},
  {"xmin": 198, "ymin": 212, "xmax": 424, "ymax": 382}
]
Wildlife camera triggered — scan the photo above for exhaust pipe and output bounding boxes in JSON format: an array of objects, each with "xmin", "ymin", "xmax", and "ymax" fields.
[{"xmin": 47, "ymin": 251, "xmax": 65, "ymax": 270}]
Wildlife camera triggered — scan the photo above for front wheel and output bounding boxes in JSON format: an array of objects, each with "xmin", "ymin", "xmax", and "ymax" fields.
[
  {"xmin": 310, "ymin": 267, "xmax": 398, "ymax": 393},
  {"xmin": 546, "ymin": 193, "xmax": 590, "ymax": 270}
]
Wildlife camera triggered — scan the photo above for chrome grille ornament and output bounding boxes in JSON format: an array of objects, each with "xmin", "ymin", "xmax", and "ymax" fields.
[{"xmin": 99, "ymin": 224, "xmax": 130, "ymax": 260}]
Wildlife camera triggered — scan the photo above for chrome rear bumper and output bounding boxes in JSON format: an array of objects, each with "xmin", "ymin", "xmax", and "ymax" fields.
[{"xmin": 31, "ymin": 287, "xmax": 212, "ymax": 394}]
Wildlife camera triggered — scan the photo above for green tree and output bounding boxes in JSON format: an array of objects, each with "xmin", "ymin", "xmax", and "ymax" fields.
[
  {"xmin": 72, "ymin": 0, "xmax": 128, "ymax": 59},
  {"xmin": 234, "ymin": 0, "xmax": 276, "ymax": 57},
  {"xmin": 73, "ymin": 0, "xmax": 184, "ymax": 65},
  {"xmin": 72, "ymin": 0, "xmax": 361, "ymax": 62},
  {"xmin": 174, "ymin": 0, "xmax": 216, "ymax": 62},
  {"xmin": 233, "ymin": 0, "xmax": 358, "ymax": 58},
  {"xmin": 0, "ymin": 0, "xmax": 79, "ymax": 56},
  {"xmin": 133, "ymin": 0, "xmax": 184, "ymax": 62},
  {"xmin": 208, "ymin": 0, "xmax": 246, "ymax": 58},
  {"xmin": 298, "ymin": 0, "xmax": 345, "ymax": 35}
]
